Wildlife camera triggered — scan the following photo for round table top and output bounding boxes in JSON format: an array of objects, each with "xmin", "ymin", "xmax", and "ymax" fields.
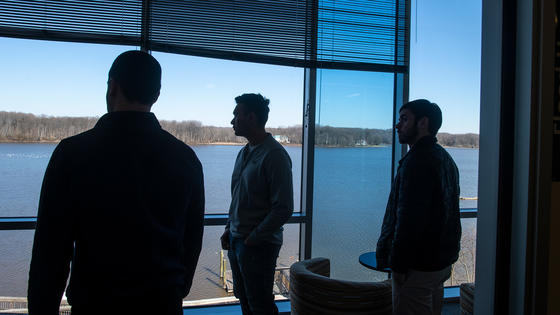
[{"xmin": 359, "ymin": 252, "xmax": 391, "ymax": 273}]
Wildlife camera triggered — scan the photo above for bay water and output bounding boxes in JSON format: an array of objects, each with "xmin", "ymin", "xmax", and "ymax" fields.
[{"xmin": 0, "ymin": 143, "xmax": 478, "ymax": 300}]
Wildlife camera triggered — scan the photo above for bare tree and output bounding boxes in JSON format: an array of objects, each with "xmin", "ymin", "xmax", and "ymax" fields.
[
  {"xmin": 447, "ymin": 223, "xmax": 477, "ymax": 286},
  {"xmin": 0, "ymin": 111, "xmax": 479, "ymax": 148}
]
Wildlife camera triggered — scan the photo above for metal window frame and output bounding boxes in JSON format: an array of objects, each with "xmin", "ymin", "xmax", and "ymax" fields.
[{"xmin": 0, "ymin": 209, "xmax": 477, "ymax": 231}]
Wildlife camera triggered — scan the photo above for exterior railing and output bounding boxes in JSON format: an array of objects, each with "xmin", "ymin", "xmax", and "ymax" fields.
[{"xmin": 219, "ymin": 249, "xmax": 291, "ymax": 296}]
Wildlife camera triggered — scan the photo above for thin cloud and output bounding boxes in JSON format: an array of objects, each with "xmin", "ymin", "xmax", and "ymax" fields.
[{"xmin": 347, "ymin": 93, "xmax": 361, "ymax": 98}]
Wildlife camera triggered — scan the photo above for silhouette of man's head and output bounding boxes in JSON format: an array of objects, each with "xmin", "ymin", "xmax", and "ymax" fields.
[
  {"xmin": 396, "ymin": 99, "xmax": 442, "ymax": 146},
  {"xmin": 401, "ymin": 99, "xmax": 442, "ymax": 135},
  {"xmin": 107, "ymin": 51, "xmax": 161, "ymax": 110},
  {"xmin": 233, "ymin": 93, "xmax": 270, "ymax": 130}
]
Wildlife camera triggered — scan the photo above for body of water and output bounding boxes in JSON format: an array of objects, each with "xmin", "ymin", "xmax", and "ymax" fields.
[{"xmin": 0, "ymin": 143, "xmax": 478, "ymax": 300}]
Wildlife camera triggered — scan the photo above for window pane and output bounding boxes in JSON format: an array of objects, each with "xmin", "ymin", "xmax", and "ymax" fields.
[
  {"xmin": 0, "ymin": 226, "xmax": 301, "ymax": 307},
  {"xmin": 448, "ymin": 148, "xmax": 479, "ymax": 209},
  {"xmin": 186, "ymin": 224, "xmax": 300, "ymax": 302},
  {"xmin": 447, "ymin": 218, "xmax": 477, "ymax": 286},
  {"xmin": 0, "ymin": 39, "xmax": 304, "ymax": 218},
  {"xmin": 0, "ymin": 38, "xmax": 135, "ymax": 218},
  {"xmin": 189, "ymin": 144, "xmax": 301, "ymax": 215},
  {"xmin": 408, "ymin": 0, "xmax": 481, "ymax": 288},
  {"xmin": 312, "ymin": 69, "xmax": 394, "ymax": 281},
  {"xmin": 0, "ymin": 144, "xmax": 54, "ymax": 217},
  {"xmin": 152, "ymin": 52, "xmax": 303, "ymax": 214},
  {"xmin": 0, "ymin": 38, "xmax": 304, "ymax": 306},
  {"xmin": 408, "ymin": 0, "xmax": 481, "ymax": 209},
  {"xmin": 0, "ymin": 230, "xmax": 33, "ymax": 299}
]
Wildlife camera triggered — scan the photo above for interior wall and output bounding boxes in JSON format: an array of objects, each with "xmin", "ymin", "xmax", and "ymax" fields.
[
  {"xmin": 534, "ymin": 0, "xmax": 556, "ymax": 312},
  {"xmin": 549, "ymin": 183, "xmax": 560, "ymax": 314},
  {"xmin": 547, "ymin": 0, "xmax": 560, "ymax": 312},
  {"xmin": 475, "ymin": 0, "xmax": 503, "ymax": 313},
  {"xmin": 509, "ymin": 0, "xmax": 533, "ymax": 312}
]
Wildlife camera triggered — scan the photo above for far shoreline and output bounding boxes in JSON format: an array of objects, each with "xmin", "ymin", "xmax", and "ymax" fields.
[{"xmin": 0, "ymin": 141, "xmax": 479, "ymax": 149}]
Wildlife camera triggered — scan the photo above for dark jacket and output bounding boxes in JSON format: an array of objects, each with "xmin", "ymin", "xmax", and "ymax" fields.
[
  {"xmin": 28, "ymin": 112, "xmax": 205, "ymax": 313},
  {"xmin": 376, "ymin": 136, "xmax": 461, "ymax": 273}
]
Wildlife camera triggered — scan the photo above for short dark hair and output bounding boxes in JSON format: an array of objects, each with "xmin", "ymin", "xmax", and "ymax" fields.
[
  {"xmin": 400, "ymin": 99, "xmax": 442, "ymax": 136},
  {"xmin": 108, "ymin": 50, "xmax": 161, "ymax": 105},
  {"xmin": 235, "ymin": 93, "xmax": 270, "ymax": 127}
]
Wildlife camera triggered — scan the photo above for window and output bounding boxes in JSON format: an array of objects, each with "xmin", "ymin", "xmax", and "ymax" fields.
[
  {"xmin": 152, "ymin": 52, "xmax": 303, "ymax": 214},
  {"xmin": 311, "ymin": 69, "xmax": 394, "ymax": 281},
  {"xmin": 152, "ymin": 51, "xmax": 304, "ymax": 302},
  {"xmin": 0, "ymin": 0, "xmax": 413, "ymax": 311},
  {"xmin": 409, "ymin": 0, "xmax": 482, "ymax": 286},
  {"xmin": 0, "ymin": 38, "xmax": 305, "ymax": 307}
]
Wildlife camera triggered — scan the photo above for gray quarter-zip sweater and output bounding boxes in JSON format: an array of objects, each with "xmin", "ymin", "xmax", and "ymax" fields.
[{"xmin": 227, "ymin": 133, "xmax": 294, "ymax": 245}]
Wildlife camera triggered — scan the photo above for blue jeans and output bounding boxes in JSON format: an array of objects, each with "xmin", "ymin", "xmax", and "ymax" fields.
[{"xmin": 228, "ymin": 236, "xmax": 281, "ymax": 315}]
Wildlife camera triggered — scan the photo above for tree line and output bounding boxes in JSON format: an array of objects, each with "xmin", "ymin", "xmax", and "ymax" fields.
[{"xmin": 0, "ymin": 111, "xmax": 479, "ymax": 148}]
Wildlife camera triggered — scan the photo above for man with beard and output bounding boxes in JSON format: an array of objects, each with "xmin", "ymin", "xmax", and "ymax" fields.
[
  {"xmin": 376, "ymin": 99, "xmax": 461, "ymax": 315},
  {"xmin": 221, "ymin": 93, "xmax": 293, "ymax": 315}
]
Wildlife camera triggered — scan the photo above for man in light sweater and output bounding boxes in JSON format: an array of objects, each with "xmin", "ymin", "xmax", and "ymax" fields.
[{"xmin": 220, "ymin": 93, "xmax": 294, "ymax": 315}]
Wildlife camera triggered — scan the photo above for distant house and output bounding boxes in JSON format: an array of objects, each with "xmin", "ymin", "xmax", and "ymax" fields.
[
  {"xmin": 273, "ymin": 135, "xmax": 290, "ymax": 144},
  {"xmin": 355, "ymin": 139, "xmax": 367, "ymax": 146}
]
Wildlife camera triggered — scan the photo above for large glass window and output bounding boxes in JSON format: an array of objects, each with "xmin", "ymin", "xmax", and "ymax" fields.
[
  {"xmin": 152, "ymin": 52, "xmax": 303, "ymax": 214},
  {"xmin": 0, "ymin": 38, "xmax": 304, "ymax": 308},
  {"xmin": 311, "ymin": 69, "xmax": 394, "ymax": 282},
  {"xmin": 409, "ymin": 0, "xmax": 482, "ymax": 286},
  {"xmin": 151, "ymin": 52, "xmax": 304, "ymax": 302},
  {"xmin": 0, "ymin": 0, "xmax": 413, "ymax": 309}
]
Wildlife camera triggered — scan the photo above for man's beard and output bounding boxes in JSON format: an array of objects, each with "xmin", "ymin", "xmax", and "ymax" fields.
[{"xmin": 398, "ymin": 124, "xmax": 419, "ymax": 145}]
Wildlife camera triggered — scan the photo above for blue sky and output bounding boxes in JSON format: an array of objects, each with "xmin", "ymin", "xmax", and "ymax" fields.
[
  {"xmin": 409, "ymin": 0, "xmax": 482, "ymax": 134},
  {"xmin": 0, "ymin": 0, "xmax": 481, "ymax": 134},
  {"xmin": 316, "ymin": 69, "xmax": 394, "ymax": 130}
]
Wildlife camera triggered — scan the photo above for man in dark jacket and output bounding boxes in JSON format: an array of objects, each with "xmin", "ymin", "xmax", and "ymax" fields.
[
  {"xmin": 376, "ymin": 99, "xmax": 461, "ymax": 315},
  {"xmin": 28, "ymin": 51, "xmax": 205, "ymax": 315}
]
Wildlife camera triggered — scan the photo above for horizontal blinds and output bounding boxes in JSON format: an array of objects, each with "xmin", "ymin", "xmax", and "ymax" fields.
[
  {"xmin": 0, "ymin": 0, "xmax": 408, "ymax": 71},
  {"xmin": 0, "ymin": 0, "xmax": 142, "ymax": 45},
  {"xmin": 148, "ymin": 0, "xmax": 312, "ymax": 67},
  {"xmin": 318, "ymin": 0, "xmax": 408, "ymax": 68}
]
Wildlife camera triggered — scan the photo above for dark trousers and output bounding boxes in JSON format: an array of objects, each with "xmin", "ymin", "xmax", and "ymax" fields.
[
  {"xmin": 228, "ymin": 237, "xmax": 281, "ymax": 315},
  {"xmin": 392, "ymin": 266, "xmax": 452, "ymax": 315}
]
